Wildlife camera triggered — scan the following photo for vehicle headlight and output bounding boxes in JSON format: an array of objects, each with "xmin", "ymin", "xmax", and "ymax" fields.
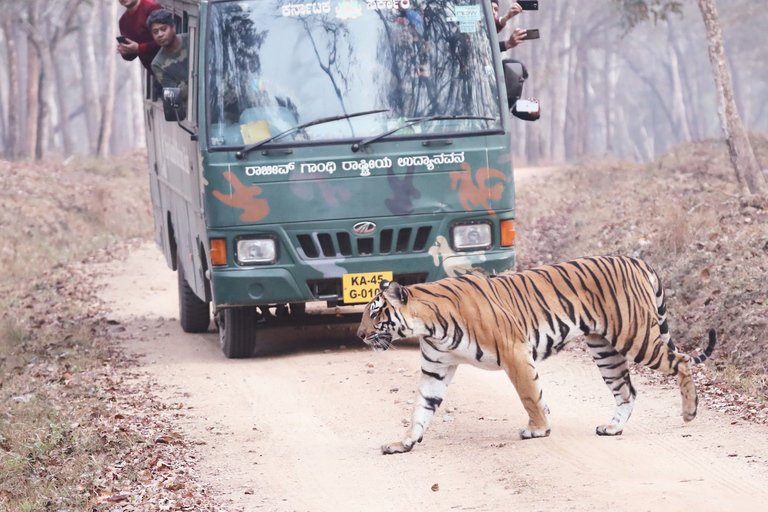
[
  {"xmin": 452, "ymin": 223, "xmax": 492, "ymax": 251},
  {"xmin": 236, "ymin": 237, "xmax": 277, "ymax": 264}
]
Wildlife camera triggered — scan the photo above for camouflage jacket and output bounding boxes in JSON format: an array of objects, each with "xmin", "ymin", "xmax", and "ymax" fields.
[{"xmin": 151, "ymin": 33, "xmax": 190, "ymax": 101}]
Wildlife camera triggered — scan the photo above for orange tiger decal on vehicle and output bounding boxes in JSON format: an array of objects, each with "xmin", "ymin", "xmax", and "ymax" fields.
[{"xmin": 357, "ymin": 255, "xmax": 716, "ymax": 454}]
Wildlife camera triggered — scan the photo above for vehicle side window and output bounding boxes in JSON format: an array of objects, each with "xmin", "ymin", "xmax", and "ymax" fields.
[
  {"xmin": 145, "ymin": 68, "xmax": 152, "ymax": 101},
  {"xmin": 146, "ymin": 69, "xmax": 161, "ymax": 103},
  {"xmin": 173, "ymin": 13, "xmax": 189, "ymax": 35}
]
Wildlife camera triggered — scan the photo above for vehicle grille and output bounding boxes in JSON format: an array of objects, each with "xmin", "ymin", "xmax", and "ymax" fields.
[{"xmin": 294, "ymin": 226, "xmax": 433, "ymax": 259}]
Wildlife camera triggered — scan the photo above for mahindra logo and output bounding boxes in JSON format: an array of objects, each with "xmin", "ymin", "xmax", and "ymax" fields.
[{"xmin": 353, "ymin": 221, "xmax": 377, "ymax": 235}]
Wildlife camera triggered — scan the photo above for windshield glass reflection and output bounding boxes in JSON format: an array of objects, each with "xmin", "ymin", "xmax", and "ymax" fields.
[{"xmin": 206, "ymin": 0, "xmax": 502, "ymax": 148}]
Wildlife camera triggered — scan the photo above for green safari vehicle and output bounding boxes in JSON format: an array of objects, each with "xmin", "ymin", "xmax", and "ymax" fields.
[{"xmin": 144, "ymin": 0, "xmax": 531, "ymax": 357}]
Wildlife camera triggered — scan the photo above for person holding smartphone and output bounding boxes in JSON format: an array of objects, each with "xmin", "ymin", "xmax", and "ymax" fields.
[
  {"xmin": 491, "ymin": 1, "xmax": 530, "ymax": 52},
  {"xmin": 499, "ymin": 28, "xmax": 528, "ymax": 52},
  {"xmin": 117, "ymin": 0, "xmax": 163, "ymax": 74},
  {"xmin": 491, "ymin": 0, "xmax": 523, "ymax": 33}
]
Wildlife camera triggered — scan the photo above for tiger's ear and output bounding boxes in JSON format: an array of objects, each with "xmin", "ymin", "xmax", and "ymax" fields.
[{"xmin": 383, "ymin": 281, "xmax": 408, "ymax": 306}]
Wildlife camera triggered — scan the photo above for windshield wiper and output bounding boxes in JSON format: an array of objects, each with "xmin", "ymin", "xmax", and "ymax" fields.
[
  {"xmin": 235, "ymin": 108, "xmax": 389, "ymax": 160},
  {"xmin": 350, "ymin": 115, "xmax": 497, "ymax": 153}
]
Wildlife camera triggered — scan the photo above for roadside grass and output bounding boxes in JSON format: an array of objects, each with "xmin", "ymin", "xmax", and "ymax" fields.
[
  {"xmin": 0, "ymin": 151, "xmax": 153, "ymax": 509},
  {"xmin": 1, "ymin": 151, "xmax": 220, "ymax": 509},
  {"xmin": 1, "ymin": 272, "xmax": 125, "ymax": 508},
  {"xmin": 0, "ymin": 317, "xmax": 116, "ymax": 509},
  {"xmin": 0, "ymin": 151, "xmax": 151, "ymax": 283},
  {"xmin": 515, "ymin": 132, "xmax": 768, "ymax": 410}
]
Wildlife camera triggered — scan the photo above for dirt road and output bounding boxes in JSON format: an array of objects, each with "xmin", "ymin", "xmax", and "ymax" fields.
[{"xmin": 95, "ymin": 167, "xmax": 768, "ymax": 511}]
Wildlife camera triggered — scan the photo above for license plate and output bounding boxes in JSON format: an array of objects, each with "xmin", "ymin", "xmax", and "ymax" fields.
[{"xmin": 342, "ymin": 271, "xmax": 393, "ymax": 304}]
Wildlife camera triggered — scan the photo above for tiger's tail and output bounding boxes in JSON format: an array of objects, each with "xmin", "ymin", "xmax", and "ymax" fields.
[
  {"xmin": 649, "ymin": 265, "xmax": 717, "ymax": 363},
  {"xmin": 691, "ymin": 329, "xmax": 717, "ymax": 364},
  {"xmin": 649, "ymin": 267, "xmax": 674, "ymax": 351}
]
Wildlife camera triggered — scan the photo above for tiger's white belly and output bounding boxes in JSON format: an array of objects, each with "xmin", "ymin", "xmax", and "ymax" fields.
[{"xmin": 419, "ymin": 336, "xmax": 505, "ymax": 371}]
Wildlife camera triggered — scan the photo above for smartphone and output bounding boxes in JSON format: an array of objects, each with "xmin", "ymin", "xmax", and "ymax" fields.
[
  {"xmin": 521, "ymin": 28, "xmax": 540, "ymax": 40},
  {"xmin": 116, "ymin": 36, "xmax": 129, "ymax": 44},
  {"xmin": 518, "ymin": 1, "xmax": 539, "ymax": 10},
  {"xmin": 516, "ymin": 99, "xmax": 540, "ymax": 113}
]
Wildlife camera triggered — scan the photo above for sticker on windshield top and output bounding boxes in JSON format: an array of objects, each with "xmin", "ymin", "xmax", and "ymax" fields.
[
  {"xmin": 447, "ymin": 4, "xmax": 481, "ymax": 33},
  {"xmin": 335, "ymin": 0, "xmax": 363, "ymax": 19},
  {"xmin": 281, "ymin": 1, "xmax": 331, "ymax": 17},
  {"xmin": 456, "ymin": 6, "xmax": 481, "ymax": 33},
  {"xmin": 365, "ymin": 0, "xmax": 410, "ymax": 10}
]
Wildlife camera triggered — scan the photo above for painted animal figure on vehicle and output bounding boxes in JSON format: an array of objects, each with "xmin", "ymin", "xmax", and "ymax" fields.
[{"xmin": 357, "ymin": 255, "xmax": 717, "ymax": 454}]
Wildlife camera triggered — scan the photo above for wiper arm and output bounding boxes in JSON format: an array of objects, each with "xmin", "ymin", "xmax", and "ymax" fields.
[
  {"xmin": 350, "ymin": 115, "xmax": 497, "ymax": 153},
  {"xmin": 235, "ymin": 108, "xmax": 389, "ymax": 160}
]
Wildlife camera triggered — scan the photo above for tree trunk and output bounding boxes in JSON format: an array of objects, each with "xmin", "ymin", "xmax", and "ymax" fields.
[
  {"xmin": 20, "ymin": 0, "xmax": 64, "ymax": 161},
  {"xmin": 33, "ymin": 37, "xmax": 55, "ymax": 160},
  {"xmin": 78, "ymin": 8, "xmax": 101, "ymax": 154},
  {"xmin": 54, "ymin": 44, "xmax": 74, "ymax": 156},
  {"xmin": 666, "ymin": 22, "xmax": 692, "ymax": 143},
  {"xmin": 97, "ymin": 0, "xmax": 118, "ymax": 157},
  {"xmin": 695, "ymin": 0, "xmax": 765, "ymax": 196},
  {"xmin": 639, "ymin": 119, "xmax": 654, "ymax": 161},
  {"xmin": 24, "ymin": 3, "xmax": 41, "ymax": 159},
  {"xmin": 130, "ymin": 61, "xmax": 146, "ymax": 148},
  {"xmin": 564, "ymin": 41, "xmax": 586, "ymax": 160},
  {"xmin": 579, "ymin": 62, "xmax": 590, "ymax": 157},
  {"xmin": 604, "ymin": 51, "xmax": 618, "ymax": 154},
  {"xmin": 617, "ymin": 105, "xmax": 643, "ymax": 162},
  {"xmin": 549, "ymin": 1, "xmax": 574, "ymax": 162},
  {"xmin": 2, "ymin": 18, "xmax": 21, "ymax": 159},
  {"xmin": 563, "ymin": 36, "xmax": 581, "ymax": 160},
  {"xmin": 0, "ymin": 78, "xmax": 5, "ymax": 151}
]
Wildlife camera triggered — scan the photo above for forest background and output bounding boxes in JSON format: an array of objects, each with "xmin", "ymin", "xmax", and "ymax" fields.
[
  {"xmin": 0, "ymin": 1, "xmax": 767, "ymax": 508},
  {"xmin": 0, "ymin": 0, "xmax": 767, "ymax": 165}
]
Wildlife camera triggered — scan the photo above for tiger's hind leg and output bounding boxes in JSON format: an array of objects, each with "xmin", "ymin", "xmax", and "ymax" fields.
[
  {"xmin": 586, "ymin": 335, "xmax": 636, "ymax": 436},
  {"xmin": 674, "ymin": 358, "xmax": 698, "ymax": 422},
  {"xmin": 641, "ymin": 343, "xmax": 698, "ymax": 423}
]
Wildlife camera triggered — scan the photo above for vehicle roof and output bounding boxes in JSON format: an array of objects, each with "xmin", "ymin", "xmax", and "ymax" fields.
[{"xmin": 156, "ymin": 0, "xmax": 201, "ymax": 10}]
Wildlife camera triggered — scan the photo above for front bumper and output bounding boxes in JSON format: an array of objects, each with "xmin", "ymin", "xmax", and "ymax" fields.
[{"xmin": 210, "ymin": 249, "xmax": 515, "ymax": 307}]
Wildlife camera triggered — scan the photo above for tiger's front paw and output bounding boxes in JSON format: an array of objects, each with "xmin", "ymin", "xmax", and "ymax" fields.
[
  {"xmin": 595, "ymin": 424, "xmax": 623, "ymax": 436},
  {"xmin": 381, "ymin": 440, "xmax": 415, "ymax": 454},
  {"xmin": 518, "ymin": 427, "xmax": 550, "ymax": 440}
]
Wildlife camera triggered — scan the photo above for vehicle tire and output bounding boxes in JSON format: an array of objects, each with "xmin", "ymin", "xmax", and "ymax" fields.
[
  {"xmin": 218, "ymin": 307, "xmax": 257, "ymax": 359},
  {"xmin": 178, "ymin": 258, "xmax": 210, "ymax": 333}
]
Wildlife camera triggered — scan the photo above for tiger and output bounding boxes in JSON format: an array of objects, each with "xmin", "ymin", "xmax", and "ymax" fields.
[{"xmin": 357, "ymin": 255, "xmax": 717, "ymax": 455}]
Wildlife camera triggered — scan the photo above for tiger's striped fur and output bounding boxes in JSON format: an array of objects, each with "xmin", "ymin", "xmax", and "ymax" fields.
[{"xmin": 357, "ymin": 255, "xmax": 716, "ymax": 454}]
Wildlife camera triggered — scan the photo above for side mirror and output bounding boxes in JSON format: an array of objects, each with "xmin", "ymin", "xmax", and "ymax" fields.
[
  {"xmin": 502, "ymin": 59, "xmax": 527, "ymax": 110},
  {"xmin": 162, "ymin": 87, "xmax": 185, "ymax": 122},
  {"xmin": 162, "ymin": 87, "xmax": 197, "ymax": 140}
]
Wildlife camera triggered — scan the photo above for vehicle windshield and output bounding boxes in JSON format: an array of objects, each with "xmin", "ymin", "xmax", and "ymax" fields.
[{"xmin": 206, "ymin": 0, "xmax": 502, "ymax": 148}]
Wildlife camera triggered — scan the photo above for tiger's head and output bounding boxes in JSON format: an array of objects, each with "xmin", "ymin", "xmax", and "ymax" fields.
[{"xmin": 357, "ymin": 280, "xmax": 412, "ymax": 351}]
